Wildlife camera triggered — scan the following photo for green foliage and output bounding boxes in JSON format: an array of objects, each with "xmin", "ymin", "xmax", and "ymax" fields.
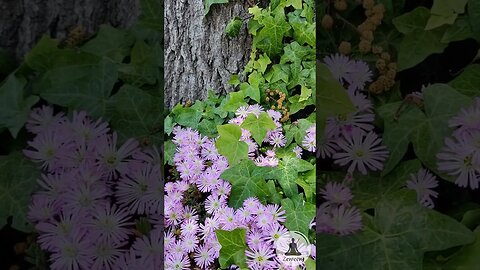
[
  {"xmin": 216, "ymin": 228, "xmax": 248, "ymax": 269},
  {"xmin": 269, "ymin": 155, "xmax": 313, "ymax": 198},
  {"xmin": 282, "ymin": 195, "xmax": 315, "ymax": 235},
  {"xmin": 449, "ymin": 64, "xmax": 480, "ymax": 97},
  {"xmin": 106, "ymin": 85, "xmax": 163, "ymax": 145},
  {"xmin": 0, "ymin": 75, "xmax": 39, "ymax": 137},
  {"xmin": 425, "ymin": 0, "xmax": 469, "ymax": 30},
  {"xmin": 215, "ymin": 124, "xmax": 249, "ymax": 165},
  {"xmin": 0, "ymin": 152, "xmax": 40, "ymax": 231},
  {"xmin": 240, "ymin": 112, "xmax": 276, "ymax": 144},
  {"xmin": 317, "ymin": 191, "xmax": 475, "ymax": 270},
  {"xmin": 225, "ymin": 17, "xmax": 243, "ymax": 38},
  {"xmin": 221, "ymin": 159, "xmax": 274, "ymax": 208}
]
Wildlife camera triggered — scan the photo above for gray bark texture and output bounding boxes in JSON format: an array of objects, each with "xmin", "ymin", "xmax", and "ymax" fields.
[
  {"xmin": 0, "ymin": 0, "xmax": 140, "ymax": 61},
  {"xmin": 164, "ymin": 0, "xmax": 252, "ymax": 109}
]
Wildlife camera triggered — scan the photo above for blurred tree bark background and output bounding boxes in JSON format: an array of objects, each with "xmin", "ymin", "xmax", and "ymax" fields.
[
  {"xmin": 0, "ymin": 0, "xmax": 140, "ymax": 62},
  {"xmin": 164, "ymin": 0, "xmax": 252, "ymax": 109}
]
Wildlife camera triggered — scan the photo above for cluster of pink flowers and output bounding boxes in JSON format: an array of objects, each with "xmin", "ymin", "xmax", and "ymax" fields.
[
  {"xmin": 165, "ymin": 126, "xmax": 315, "ymax": 269},
  {"xmin": 316, "ymin": 182, "xmax": 362, "ymax": 235},
  {"xmin": 322, "ymin": 54, "xmax": 389, "ymax": 175},
  {"xmin": 437, "ymin": 97, "xmax": 480, "ymax": 189},
  {"xmin": 24, "ymin": 106, "xmax": 162, "ymax": 269}
]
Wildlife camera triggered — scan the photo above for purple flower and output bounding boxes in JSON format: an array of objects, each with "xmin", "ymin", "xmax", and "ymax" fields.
[
  {"xmin": 406, "ymin": 169, "xmax": 439, "ymax": 208},
  {"xmin": 194, "ymin": 245, "xmax": 215, "ymax": 269},
  {"xmin": 86, "ymin": 202, "xmax": 133, "ymax": 245},
  {"xmin": 437, "ymin": 136, "xmax": 480, "ymax": 189},
  {"xmin": 245, "ymin": 242, "xmax": 276, "ymax": 270},
  {"xmin": 345, "ymin": 60, "xmax": 373, "ymax": 90},
  {"xmin": 333, "ymin": 130, "xmax": 389, "ymax": 175},
  {"xmin": 328, "ymin": 204, "xmax": 362, "ymax": 235},
  {"xmin": 323, "ymin": 53, "xmax": 354, "ymax": 82},
  {"xmin": 448, "ymin": 98, "xmax": 480, "ymax": 137},
  {"xmin": 320, "ymin": 182, "xmax": 353, "ymax": 206}
]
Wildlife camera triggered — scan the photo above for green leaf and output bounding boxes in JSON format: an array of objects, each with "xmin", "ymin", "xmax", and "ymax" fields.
[
  {"xmin": 441, "ymin": 17, "xmax": 475, "ymax": 43},
  {"xmin": 174, "ymin": 107, "xmax": 203, "ymax": 129},
  {"xmin": 225, "ymin": 17, "xmax": 243, "ymax": 38},
  {"xmin": 411, "ymin": 84, "xmax": 472, "ymax": 179},
  {"xmin": 253, "ymin": 10, "xmax": 291, "ymax": 57},
  {"xmin": 266, "ymin": 180, "xmax": 282, "ymax": 204},
  {"xmin": 221, "ymin": 159, "xmax": 272, "ymax": 208},
  {"xmin": 0, "ymin": 75, "xmax": 39, "ymax": 137},
  {"xmin": 106, "ymin": 85, "xmax": 162, "ymax": 144},
  {"xmin": 425, "ymin": 0, "xmax": 468, "ymax": 30},
  {"xmin": 81, "ymin": 25, "xmax": 134, "ymax": 62},
  {"xmin": 216, "ymin": 229, "xmax": 248, "ymax": 269},
  {"xmin": 204, "ymin": 0, "xmax": 229, "ymax": 16},
  {"xmin": 317, "ymin": 63, "xmax": 356, "ymax": 133},
  {"xmin": 253, "ymin": 53, "xmax": 271, "ymax": 74},
  {"xmin": 228, "ymin": 74, "xmax": 240, "ymax": 86},
  {"xmin": 449, "ymin": 64, "xmax": 480, "ymax": 97},
  {"xmin": 318, "ymin": 191, "xmax": 475, "ymax": 270},
  {"xmin": 270, "ymin": 155, "xmax": 313, "ymax": 198},
  {"xmin": 37, "ymin": 58, "xmax": 117, "ymax": 118},
  {"xmin": 164, "ymin": 140, "xmax": 176, "ymax": 165},
  {"xmin": 397, "ymin": 29, "xmax": 448, "ymax": 71},
  {"xmin": 468, "ymin": 0, "xmax": 480, "ymax": 40},
  {"xmin": 377, "ymin": 103, "xmax": 425, "ymax": 176},
  {"xmin": 215, "ymin": 124, "xmax": 249, "ymax": 165},
  {"xmin": 299, "ymin": 84, "xmax": 312, "ymax": 102},
  {"xmin": 223, "ymin": 91, "xmax": 247, "ymax": 112},
  {"xmin": 240, "ymin": 112, "xmax": 276, "ymax": 144},
  {"xmin": 442, "ymin": 226, "xmax": 480, "ymax": 269},
  {"xmin": 282, "ymin": 195, "xmax": 315, "ymax": 235},
  {"xmin": 164, "ymin": 115, "xmax": 174, "ymax": 136},
  {"xmin": 0, "ymin": 152, "xmax": 40, "ymax": 231},
  {"xmin": 280, "ymin": 41, "xmax": 313, "ymax": 64},
  {"xmin": 138, "ymin": 0, "xmax": 163, "ymax": 32},
  {"xmin": 290, "ymin": 21, "xmax": 315, "ymax": 47},
  {"xmin": 392, "ymin": 7, "xmax": 430, "ymax": 34}
]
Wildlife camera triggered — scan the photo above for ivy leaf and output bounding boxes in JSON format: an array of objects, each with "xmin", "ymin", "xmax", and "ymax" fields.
[
  {"xmin": 225, "ymin": 17, "xmax": 243, "ymax": 38},
  {"xmin": 377, "ymin": 103, "xmax": 425, "ymax": 176},
  {"xmin": 204, "ymin": 0, "xmax": 229, "ymax": 16},
  {"xmin": 282, "ymin": 195, "xmax": 315, "ymax": 235},
  {"xmin": 280, "ymin": 41, "xmax": 312, "ymax": 64},
  {"xmin": 411, "ymin": 84, "xmax": 472, "ymax": 180},
  {"xmin": 299, "ymin": 85, "xmax": 312, "ymax": 102},
  {"xmin": 317, "ymin": 63, "xmax": 355, "ymax": 133},
  {"xmin": 216, "ymin": 229, "xmax": 248, "ymax": 269},
  {"xmin": 0, "ymin": 152, "xmax": 40, "ymax": 232},
  {"xmin": 253, "ymin": 53, "xmax": 271, "ymax": 73},
  {"xmin": 468, "ymin": 0, "xmax": 480, "ymax": 40},
  {"xmin": 164, "ymin": 140, "xmax": 176, "ymax": 166},
  {"xmin": 254, "ymin": 11, "xmax": 291, "ymax": 57},
  {"xmin": 392, "ymin": 7, "xmax": 430, "ymax": 34},
  {"xmin": 290, "ymin": 21, "xmax": 315, "ymax": 47},
  {"xmin": 425, "ymin": 0, "xmax": 468, "ymax": 30},
  {"xmin": 81, "ymin": 25, "xmax": 134, "ymax": 62},
  {"xmin": 216, "ymin": 124, "xmax": 249, "ymax": 165},
  {"xmin": 449, "ymin": 64, "xmax": 480, "ymax": 97},
  {"xmin": 240, "ymin": 112, "xmax": 276, "ymax": 144},
  {"xmin": 106, "ymin": 85, "xmax": 162, "ymax": 145},
  {"xmin": 317, "ymin": 191, "xmax": 474, "ymax": 270},
  {"xmin": 221, "ymin": 159, "xmax": 272, "ymax": 208},
  {"xmin": 441, "ymin": 17, "xmax": 475, "ymax": 43},
  {"xmin": 223, "ymin": 91, "xmax": 247, "ymax": 112},
  {"xmin": 228, "ymin": 74, "xmax": 240, "ymax": 86},
  {"xmin": 0, "ymin": 75, "xmax": 39, "ymax": 138},
  {"xmin": 442, "ymin": 226, "xmax": 480, "ymax": 269},
  {"xmin": 397, "ymin": 28, "xmax": 448, "ymax": 71},
  {"xmin": 286, "ymin": 0, "xmax": 302, "ymax": 9},
  {"xmin": 164, "ymin": 115, "xmax": 174, "ymax": 136},
  {"xmin": 138, "ymin": 0, "xmax": 163, "ymax": 32},
  {"xmin": 270, "ymin": 156, "xmax": 313, "ymax": 198},
  {"xmin": 36, "ymin": 58, "xmax": 117, "ymax": 118},
  {"xmin": 174, "ymin": 107, "xmax": 203, "ymax": 129}
]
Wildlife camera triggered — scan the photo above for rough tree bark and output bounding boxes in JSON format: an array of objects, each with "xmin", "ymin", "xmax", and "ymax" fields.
[
  {"xmin": 164, "ymin": 0, "xmax": 252, "ymax": 109},
  {"xmin": 0, "ymin": 0, "xmax": 140, "ymax": 61}
]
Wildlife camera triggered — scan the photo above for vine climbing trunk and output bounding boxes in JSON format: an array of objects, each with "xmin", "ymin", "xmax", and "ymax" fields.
[
  {"xmin": 0, "ymin": 0, "xmax": 140, "ymax": 61},
  {"xmin": 164, "ymin": 0, "xmax": 252, "ymax": 109}
]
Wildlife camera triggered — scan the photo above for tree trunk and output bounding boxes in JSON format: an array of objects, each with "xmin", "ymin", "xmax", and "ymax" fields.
[
  {"xmin": 164, "ymin": 0, "xmax": 252, "ymax": 109},
  {"xmin": 0, "ymin": 0, "xmax": 140, "ymax": 62}
]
